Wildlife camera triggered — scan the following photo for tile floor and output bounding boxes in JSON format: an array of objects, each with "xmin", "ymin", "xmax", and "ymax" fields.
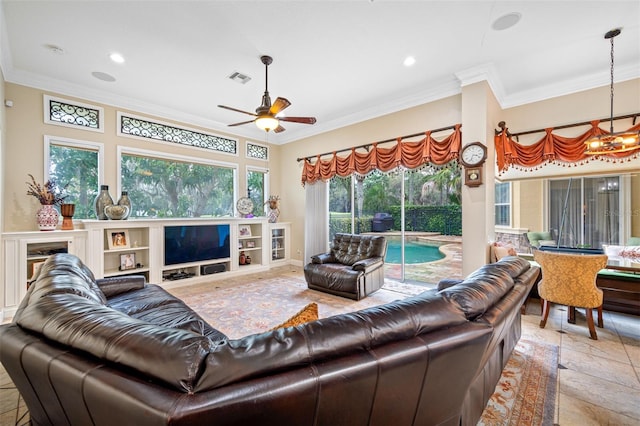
[
  {"xmin": 520, "ymin": 299, "xmax": 640, "ymax": 425},
  {"xmin": 1, "ymin": 267, "xmax": 638, "ymax": 425}
]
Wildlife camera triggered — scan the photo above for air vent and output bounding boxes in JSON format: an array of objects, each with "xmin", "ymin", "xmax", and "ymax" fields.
[{"xmin": 228, "ymin": 72, "xmax": 251, "ymax": 84}]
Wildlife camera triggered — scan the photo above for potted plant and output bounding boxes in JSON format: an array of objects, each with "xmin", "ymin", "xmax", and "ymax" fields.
[{"xmin": 26, "ymin": 174, "xmax": 68, "ymax": 231}]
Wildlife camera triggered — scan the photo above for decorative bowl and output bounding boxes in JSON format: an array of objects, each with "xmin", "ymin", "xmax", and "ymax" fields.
[{"xmin": 104, "ymin": 205, "xmax": 130, "ymax": 220}]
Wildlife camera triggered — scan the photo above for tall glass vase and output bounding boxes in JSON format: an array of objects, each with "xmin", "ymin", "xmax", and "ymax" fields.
[
  {"xmin": 117, "ymin": 191, "xmax": 132, "ymax": 220},
  {"xmin": 94, "ymin": 185, "xmax": 114, "ymax": 220},
  {"xmin": 36, "ymin": 204, "xmax": 59, "ymax": 231}
]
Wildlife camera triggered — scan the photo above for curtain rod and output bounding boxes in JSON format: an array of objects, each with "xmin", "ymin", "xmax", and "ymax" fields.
[
  {"xmin": 296, "ymin": 124, "xmax": 458, "ymax": 162},
  {"xmin": 496, "ymin": 113, "xmax": 639, "ymax": 139}
]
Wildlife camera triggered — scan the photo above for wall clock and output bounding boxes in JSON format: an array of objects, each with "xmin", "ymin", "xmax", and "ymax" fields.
[
  {"xmin": 460, "ymin": 142, "xmax": 487, "ymax": 187},
  {"xmin": 236, "ymin": 197, "xmax": 254, "ymax": 216},
  {"xmin": 460, "ymin": 142, "xmax": 487, "ymax": 168}
]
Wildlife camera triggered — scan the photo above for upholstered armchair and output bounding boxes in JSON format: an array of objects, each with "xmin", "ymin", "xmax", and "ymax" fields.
[
  {"xmin": 526, "ymin": 231, "xmax": 555, "ymax": 250},
  {"xmin": 533, "ymin": 250, "xmax": 608, "ymax": 340},
  {"xmin": 304, "ymin": 233, "xmax": 387, "ymax": 300}
]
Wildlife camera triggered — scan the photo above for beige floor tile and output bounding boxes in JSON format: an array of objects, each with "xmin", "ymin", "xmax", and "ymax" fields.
[
  {"xmin": 558, "ymin": 391, "xmax": 640, "ymax": 426},
  {"xmin": 559, "ymin": 368, "xmax": 640, "ymax": 421},
  {"xmin": 560, "ymin": 347, "xmax": 640, "ymax": 390}
]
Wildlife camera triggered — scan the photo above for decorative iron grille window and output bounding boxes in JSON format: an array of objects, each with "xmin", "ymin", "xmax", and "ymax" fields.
[
  {"xmin": 118, "ymin": 113, "xmax": 237, "ymax": 155},
  {"xmin": 43, "ymin": 95, "xmax": 104, "ymax": 132},
  {"xmin": 246, "ymin": 142, "xmax": 269, "ymax": 160}
]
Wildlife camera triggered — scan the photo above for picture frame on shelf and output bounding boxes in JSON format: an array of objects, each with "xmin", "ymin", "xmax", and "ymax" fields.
[
  {"xmin": 238, "ymin": 225, "xmax": 252, "ymax": 237},
  {"xmin": 119, "ymin": 253, "xmax": 136, "ymax": 271},
  {"xmin": 108, "ymin": 230, "xmax": 130, "ymax": 249},
  {"xmin": 246, "ymin": 240, "xmax": 256, "ymax": 248}
]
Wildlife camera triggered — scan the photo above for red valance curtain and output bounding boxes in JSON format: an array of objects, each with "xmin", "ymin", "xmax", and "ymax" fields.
[
  {"xmin": 301, "ymin": 124, "xmax": 461, "ymax": 185},
  {"xmin": 495, "ymin": 120, "xmax": 640, "ymax": 174}
]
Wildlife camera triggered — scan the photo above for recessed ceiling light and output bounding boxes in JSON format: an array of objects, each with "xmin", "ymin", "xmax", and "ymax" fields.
[
  {"xmin": 109, "ymin": 52, "xmax": 125, "ymax": 64},
  {"xmin": 403, "ymin": 56, "xmax": 416, "ymax": 67},
  {"xmin": 492, "ymin": 12, "xmax": 522, "ymax": 31},
  {"xmin": 92, "ymin": 71, "xmax": 116, "ymax": 82}
]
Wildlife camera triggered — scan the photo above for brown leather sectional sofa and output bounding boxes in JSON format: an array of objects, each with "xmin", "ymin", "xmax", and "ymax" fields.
[{"xmin": 0, "ymin": 253, "xmax": 539, "ymax": 426}]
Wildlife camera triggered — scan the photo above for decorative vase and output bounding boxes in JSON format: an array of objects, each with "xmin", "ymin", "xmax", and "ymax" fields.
[
  {"xmin": 245, "ymin": 255, "xmax": 252, "ymax": 264},
  {"xmin": 36, "ymin": 204, "xmax": 59, "ymax": 231},
  {"xmin": 239, "ymin": 251, "xmax": 246, "ymax": 265},
  {"xmin": 267, "ymin": 207, "xmax": 280, "ymax": 223},
  {"xmin": 60, "ymin": 203, "xmax": 75, "ymax": 230},
  {"xmin": 94, "ymin": 185, "xmax": 114, "ymax": 220},
  {"xmin": 117, "ymin": 191, "xmax": 132, "ymax": 220},
  {"xmin": 104, "ymin": 205, "xmax": 130, "ymax": 220}
]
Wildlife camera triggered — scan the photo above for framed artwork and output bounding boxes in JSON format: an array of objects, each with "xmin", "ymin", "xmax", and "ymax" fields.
[
  {"xmin": 246, "ymin": 240, "xmax": 256, "ymax": 248},
  {"xmin": 238, "ymin": 225, "xmax": 252, "ymax": 237},
  {"xmin": 120, "ymin": 253, "xmax": 136, "ymax": 270},
  {"xmin": 108, "ymin": 230, "xmax": 130, "ymax": 249}
]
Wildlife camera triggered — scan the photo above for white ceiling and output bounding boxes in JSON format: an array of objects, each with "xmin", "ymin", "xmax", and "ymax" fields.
[{"xmin": 1, "ymin": 1, "xmax": 639, "ymax": 144}]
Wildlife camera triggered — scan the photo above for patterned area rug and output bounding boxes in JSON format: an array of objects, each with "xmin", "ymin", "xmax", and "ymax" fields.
[
  {"xmin": 169, "ymin": 274, "xmax": 426, "ymax": 338},
  {"xmin": 479, "ymin": 339, "xmax": 558, "ymax": 426}
]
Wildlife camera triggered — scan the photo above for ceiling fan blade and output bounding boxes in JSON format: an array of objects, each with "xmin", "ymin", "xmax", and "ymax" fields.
[
  {"xmin": 228, "ymin": 119, "xmax": 256, "ymax": 127},
  {"xmin": 218, "ymin": 105, "xmax": 257, "ymax": 117},
  {"xmin": 274, "ymin": 125, "xmax": 286, "ymax": 133},
  {"xmin": 270, "ymin": 97, "xmax": 291, "ymax": 115},
  {"xmin": 280, "ymin": 116, "xmax": 317, "ymax": 125}
]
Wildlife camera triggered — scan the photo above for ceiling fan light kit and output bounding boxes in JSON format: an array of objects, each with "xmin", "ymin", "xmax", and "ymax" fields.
[
  {"xmin": 255, "ymin": 115, "xmax": 279, "ymax": 132},
  {"xmin": 585, "ymin": 28, "xmax": 640, "ymax": 155},
  {"xmin": 218, "ymin": 55, "xmax": 316, "ymax": 134}
]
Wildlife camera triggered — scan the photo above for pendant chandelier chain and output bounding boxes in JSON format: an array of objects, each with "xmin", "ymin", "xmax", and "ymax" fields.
[{"xmin": 609, "ymin": 34, "xmax": 615, "ymax": 134}]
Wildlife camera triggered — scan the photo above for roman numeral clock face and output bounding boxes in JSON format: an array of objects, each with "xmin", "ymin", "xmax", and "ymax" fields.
[
  {"xmin": 461, "ymin": 143, "xmax": 486, "ymax": 167},
  {"xmin": 461, "ymin": 142, "xmax": 487, "ymax": 187}
]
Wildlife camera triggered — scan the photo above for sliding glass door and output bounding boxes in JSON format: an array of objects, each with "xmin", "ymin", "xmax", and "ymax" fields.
[
  {"xmin": 328, "ymin": 166, "xmax": 461, "ymax": 284},
  {"xmin": 549, "ymin": 176, "xmax": 620, "ymax": 248}
]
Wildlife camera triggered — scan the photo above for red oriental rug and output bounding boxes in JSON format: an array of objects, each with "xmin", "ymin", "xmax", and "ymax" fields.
[{"xmin": 479, "ymin": 339, "xmax": 558, "ymax": 426}]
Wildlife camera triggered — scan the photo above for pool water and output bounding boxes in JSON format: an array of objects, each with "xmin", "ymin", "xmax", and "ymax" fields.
[{"xmin": 385, "ymin": 239, "xmax": 445, "ymax": 264}]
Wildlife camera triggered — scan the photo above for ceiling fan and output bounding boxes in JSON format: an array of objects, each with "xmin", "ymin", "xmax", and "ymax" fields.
[{"xmin": 218, "ymin": 55, "xmax": 317, "ymax": 133}]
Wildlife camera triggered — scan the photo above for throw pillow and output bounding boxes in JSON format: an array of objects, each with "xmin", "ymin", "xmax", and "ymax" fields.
[
  {"xmin": 490, "ymin": 241, "xmax": 517, "ymax": 263},
  {"xmin": 270, "ymin": 303, "xmax": 319, "ymax": 330}
]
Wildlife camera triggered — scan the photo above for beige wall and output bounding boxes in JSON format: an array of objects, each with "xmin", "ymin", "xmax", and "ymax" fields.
[{"xmin": 2, "ymin": 83, "xmax": 281, "ymax": 232}]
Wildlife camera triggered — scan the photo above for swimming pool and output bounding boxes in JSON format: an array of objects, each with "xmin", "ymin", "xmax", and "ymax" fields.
[{"xmin": 385, "ymin": 238, "xmax": 445, "ymax": 264}]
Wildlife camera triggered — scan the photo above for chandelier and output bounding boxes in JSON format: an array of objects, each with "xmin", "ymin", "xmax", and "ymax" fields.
[{"xmin": 584, "ymin": 28, "xmax": 640, "ymax": 155}]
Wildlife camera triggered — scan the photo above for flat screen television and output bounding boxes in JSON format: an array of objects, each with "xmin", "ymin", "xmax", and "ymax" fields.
[{"xmin": 164, "ymin": 224, "xmax": 231, "ymax": 266}]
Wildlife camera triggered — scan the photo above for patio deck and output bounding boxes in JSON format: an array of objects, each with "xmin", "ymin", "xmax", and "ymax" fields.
[{"xmin": 373, "ymin": 232, "xmax": 463, "ymax": 286}]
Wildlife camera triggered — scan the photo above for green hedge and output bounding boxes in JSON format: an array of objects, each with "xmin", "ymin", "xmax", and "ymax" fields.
[
  {"xmin": 389, "ymin": 205, "xmax": 461, "ymax": 235},
  {"xmin": 329, "ymin": 205, "xmax": 461, "ymax": 236}
]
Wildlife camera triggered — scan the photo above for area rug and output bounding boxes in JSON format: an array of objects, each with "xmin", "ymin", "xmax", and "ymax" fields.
[
  {"xmin": 478, "ymin": 339, "xmax": 558, "ymax": 426},
  {"xmin": 169, "ymin": 274, "xmax": 426, "ymax": 338}
]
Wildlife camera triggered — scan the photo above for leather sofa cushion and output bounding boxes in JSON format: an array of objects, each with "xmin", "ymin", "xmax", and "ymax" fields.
[
  {"xmin": 15, "ymin": 291, "xmax": 213, "ymax": 393},
  {"xmin": 491, "ymin": 256, "xmax": 531, "ymax": 278},
  {"xmin": 439, "ymin": 265, "xmax": 515, "ymax": 320},
  {"xmin": 195, "ymin": 291, "xmax": 468, "ymax": 391},
  {"xmin": 19, "ymin": 254, "xmax": 106, "ymax": 311},
  {"xmin": 108, "ymin": 284, "xmax": 227, "ymax": 342},
  {"xmin": 331, "ymin": 233, "xmax": 387, "ymax": 266}
]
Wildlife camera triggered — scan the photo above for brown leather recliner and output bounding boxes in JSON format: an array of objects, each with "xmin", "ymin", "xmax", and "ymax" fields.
[{"xmin": 304, "ymin": 233, "xmax": 387, "ymax": 300}]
